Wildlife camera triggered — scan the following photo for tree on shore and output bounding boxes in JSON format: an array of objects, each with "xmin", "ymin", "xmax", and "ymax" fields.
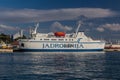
[
  {"xmin": 0, "ymin": 33, "xmax": 26, "ymax": 43},
  {"xmin": 0, "ymin": 33, "xmax": 11, "ymax": 43}
]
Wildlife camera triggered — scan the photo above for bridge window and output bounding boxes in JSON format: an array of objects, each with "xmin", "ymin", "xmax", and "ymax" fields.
[
  {"xmin": 51, "ymin": 39, "xmax": 56, "ymax": 41},
  {"xmin": 44, "ymin": 39, "xmax": 49, "ymax": 40},
  {"xmin": 59, "ymin": 39, "xmax": 64, "ymax": 41}
]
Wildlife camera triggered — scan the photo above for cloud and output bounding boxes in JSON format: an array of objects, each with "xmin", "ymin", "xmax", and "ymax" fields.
[
  {"xmin": 51, "ymin": 22, "xmax": 72, "ymax": 32},
  {"xmin": 96, "ymin": 27, "xmax": 105, "ymax": 32},
  {"xmin": 97, "ymin": 23, "xmax": 120, "ymax": 32},
  {"xmin": 0, "ymin": 24, "xmax": 20, "ymax": 31},
  {"xmin": 0, "ymin": 8, "xmax": 116, "ymax": 23}
]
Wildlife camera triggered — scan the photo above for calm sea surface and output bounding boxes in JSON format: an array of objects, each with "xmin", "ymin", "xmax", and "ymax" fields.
[{"xmin": 0, "ymin": 51, "xmax": 120, "ymax": 80}]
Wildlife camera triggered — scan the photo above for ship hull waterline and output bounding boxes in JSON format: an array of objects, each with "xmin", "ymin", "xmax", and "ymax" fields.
[{"xmin": 18, "ymin": 49, "xmax": 104, "ymax": 52}]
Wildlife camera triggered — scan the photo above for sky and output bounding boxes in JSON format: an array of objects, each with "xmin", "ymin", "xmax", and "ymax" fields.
[{"xmin": 0, "ymin": 0, "xmax": 120, "ymax": 41}]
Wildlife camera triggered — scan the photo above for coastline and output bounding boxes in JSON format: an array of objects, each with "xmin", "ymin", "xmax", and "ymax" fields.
[{"xmin": 0, "ymin": 49, "xmax": 13, "ymax": 52}]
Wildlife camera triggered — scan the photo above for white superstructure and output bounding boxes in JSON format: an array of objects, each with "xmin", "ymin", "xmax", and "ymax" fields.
[{"xmin": 18, "ymin": 23, "xmax": 105, "ymax": 52}]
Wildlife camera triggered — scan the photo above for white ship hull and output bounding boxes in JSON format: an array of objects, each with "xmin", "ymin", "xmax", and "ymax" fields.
[{"xmin": 19, "ymin": 40, "xmax": 105, "ymax": 52}]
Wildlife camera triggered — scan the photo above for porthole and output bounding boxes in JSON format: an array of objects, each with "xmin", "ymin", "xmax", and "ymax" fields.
[{"xmin": 21, "ymin": 43, "xmax": 24, "ymax": 47}]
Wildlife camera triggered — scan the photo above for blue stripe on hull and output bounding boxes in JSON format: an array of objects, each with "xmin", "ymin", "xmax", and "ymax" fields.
[{"xmin": 17, "ymin": 49, "xmax": 104, "ymax": 52}]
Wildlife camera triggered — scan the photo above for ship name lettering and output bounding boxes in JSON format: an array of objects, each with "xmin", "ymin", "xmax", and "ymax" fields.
[{"xmin": 43, "ymin": 43, "xmax": 84, "ymax": 48}]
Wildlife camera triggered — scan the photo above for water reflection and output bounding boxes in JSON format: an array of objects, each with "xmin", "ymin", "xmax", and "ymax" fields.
[
  {"xmin": 103, "ymin": 52, "xmax": 120, "ymax": 80},
  {"xmin": 1, "ymin": 52, "xmax": 120, "ymax": 80},
  {"xmin": 20, "ymin": 52, "xmax": 106, "ymax": 79}
]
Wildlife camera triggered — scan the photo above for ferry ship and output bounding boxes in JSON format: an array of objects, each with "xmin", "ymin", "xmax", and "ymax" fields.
[{"xmin": 18, "ymin": 23, "xmax": 105, "ymax": 52}]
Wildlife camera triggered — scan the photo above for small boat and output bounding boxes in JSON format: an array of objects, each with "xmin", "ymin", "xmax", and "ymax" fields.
[{"xmin": 105, "ymin": 43, "xmax": 120, "ymax": 51}]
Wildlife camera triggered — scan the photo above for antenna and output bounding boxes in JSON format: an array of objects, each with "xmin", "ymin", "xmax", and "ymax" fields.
[
  {"xmin": 34, "ymin": 23, "xmax": 39, "ymax": 34},
  {"xmin": 75, "ymin": 21, "xmax": 82, "ymax": 37},
  {"xmin": 20, "ymin": 29, "xmax": 23, "ymax": 37}
]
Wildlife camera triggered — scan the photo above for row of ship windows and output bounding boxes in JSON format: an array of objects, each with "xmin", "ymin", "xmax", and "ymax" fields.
[{"xmin": 40, "ymin": 39, "xmax": 74, "ymax": 41}]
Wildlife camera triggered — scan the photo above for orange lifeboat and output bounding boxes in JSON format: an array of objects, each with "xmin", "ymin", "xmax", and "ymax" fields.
[{"xmin": 54, "ymin": 32, "xmax": 65, "ymax": 37}]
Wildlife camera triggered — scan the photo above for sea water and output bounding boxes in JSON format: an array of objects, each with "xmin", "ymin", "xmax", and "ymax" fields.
[{"xmin": 0, "ymin": 52, "xmax": 120, "ymax": 80}]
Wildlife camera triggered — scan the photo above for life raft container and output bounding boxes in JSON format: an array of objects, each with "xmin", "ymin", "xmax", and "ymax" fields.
[{"xmin": 54, "ymin": 32, "xmax": 65, "ymax": 37}]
